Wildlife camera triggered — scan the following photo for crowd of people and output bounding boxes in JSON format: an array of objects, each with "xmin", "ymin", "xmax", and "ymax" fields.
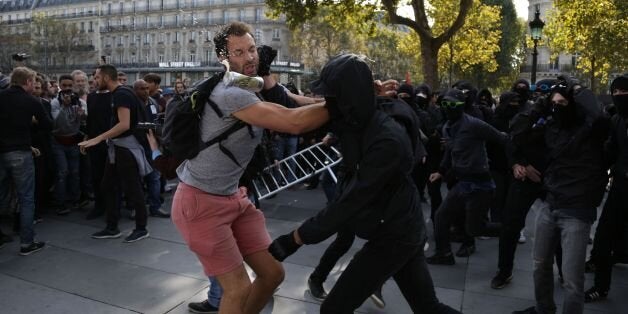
[{"xmin": 0, "ymin": 19, "xmax": 626, "ymax": 314}]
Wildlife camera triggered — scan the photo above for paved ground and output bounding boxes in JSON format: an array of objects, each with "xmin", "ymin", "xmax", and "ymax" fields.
[{"xmin": 0, "ymin": 184, "xmax": 626, "ymax": 314}]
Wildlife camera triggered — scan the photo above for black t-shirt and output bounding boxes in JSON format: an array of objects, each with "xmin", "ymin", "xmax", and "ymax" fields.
[
  {"xmin": 86, "ymin": 91, "xmax": 113, "ymax": 139},
  {"xmin": 111, "ymin": 85, "xmax": 140, "ymax": 139}
]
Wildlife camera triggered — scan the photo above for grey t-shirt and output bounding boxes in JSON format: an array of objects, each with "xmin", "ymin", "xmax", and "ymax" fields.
[{"xmin": 176, "ymin": 81, "xmax": 263, "ymax": 195}]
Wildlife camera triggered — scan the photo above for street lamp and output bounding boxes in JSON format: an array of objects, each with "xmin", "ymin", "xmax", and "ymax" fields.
[{"xmin": 529, "ymin": 4, "xmax": 545, "ymax": 85}]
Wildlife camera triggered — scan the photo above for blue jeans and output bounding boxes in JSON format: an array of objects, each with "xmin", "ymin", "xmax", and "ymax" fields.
[
  {"xmin": 273, "ymin": 135, "xmax": 298, "ymax": 183},
  {"xmin": 51, "ymin": 141, "xmax": 80, "ymax": 205},
  {"xmin": 144, "ymin": 170, "xmax": 162, "ymax": 213},
  {"xmin": 0, "ymin": 151, "xmax": 36, "ymax": 244},
  {"xmin": 207, "ymin": 276, "xmax": 222, "ymax": 308},
  {"xmin": 533, "ymin": 205, "xmax": 591, "ymax": 314}
]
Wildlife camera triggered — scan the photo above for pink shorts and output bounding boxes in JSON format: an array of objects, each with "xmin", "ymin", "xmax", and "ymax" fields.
[{"xmin": 171, "ymin": 182, "xmax": 271, "ymax": 276}]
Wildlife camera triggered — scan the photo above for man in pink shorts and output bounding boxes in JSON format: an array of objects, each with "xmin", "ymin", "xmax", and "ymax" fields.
[{"xmin": 171, "ymin": 21, "xmax": 329, "ymax": 314}]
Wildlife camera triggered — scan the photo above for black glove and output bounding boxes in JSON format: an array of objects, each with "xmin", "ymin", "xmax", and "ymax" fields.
[
  {"xmin": 268, "ymin": 232, "xmax": 301, "ymax": 262},
  {"xmin": 257, "ymin": 45, "xmax": 277, "ymax": 77}
]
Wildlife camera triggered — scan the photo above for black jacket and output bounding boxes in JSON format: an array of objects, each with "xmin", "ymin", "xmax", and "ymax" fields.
[
  {"xmin": 440, "ymin": 113, "xmax": 509, "ymax": 181},
  {"xmin": 298, "ymin": 111, "xmax": 424, "ymax": 243},
  {"xmin": 543, "ymin": 88, "xmax": 609, "ymax": 221},
  {"xmin": 0, "ymin": 86, "xmax": 52, "ymax": 153},
  {"xmin": 606, "ymin": 114, "xmax": 628, "ymax": 178}
]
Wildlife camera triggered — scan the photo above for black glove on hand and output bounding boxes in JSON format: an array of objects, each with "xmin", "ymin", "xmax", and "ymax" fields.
[
  {"xmin": 268, "ymin": 232, "xmax": 301, "ymax": 262},
  {"xmin": 257, "ymin": 45, "xmax": 277, "ymax": 77}
]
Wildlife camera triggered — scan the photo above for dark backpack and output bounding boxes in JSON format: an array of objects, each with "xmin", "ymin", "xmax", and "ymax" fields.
[
  {"xmin": 162, "ymin": 72, "xmax": 251, "ymax": 161},
  {"xmin": 376, "ymin": 97, "xmax": 425, "ymax": 162}
]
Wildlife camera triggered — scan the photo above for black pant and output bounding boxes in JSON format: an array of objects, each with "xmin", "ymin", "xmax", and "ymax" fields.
[
  {"xmin": 434, "ymin": 183, "xmax": 500, "ymax": 253},
  {"xmin": 102, "ymin": 146, "xmax": 147, "ymax": 230},
  {"xmin": 490, "ymin": 169, "xmax": 511, "ymax": 223},
  {"xmin": 497, "ymin": 179, "xmax": 543, "ymax": 273},
  {"xmin": 88, "ymin": 144, "xmax": 108, "ymax": 214},
  {"xmin": 320, "ymin": 236, "xmax": 457, "ymax": 314},
  {"xmin": 592, "ymin": 176, "xmax": 628, "ymax": 291},
  {"xmin": 310, "ymin": 230, "xmax": 355, "ymax": 282}
]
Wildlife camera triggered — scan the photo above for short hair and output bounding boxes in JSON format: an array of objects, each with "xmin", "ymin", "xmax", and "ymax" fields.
[
  {"xmin": 214, "ymin": 21, "xmax": 254, "ymax": 58},
  {"xmin": 58, "ymin": 74, "xmax": 74, "ymax": 82},
  {"xmin": 97, "ymin": 64, "xmax": 118, "ymax": 81},
  {"xmin": 35, "ymin": 75, "xmax": 44, "ymax": 85},
  {"xmin": 118, "ymin": 71, "xmax": 127, "ymax": 77},
  {"xmin": 10, "ymin": 67, "xmax": 37, "ymax": 86},
  {"xmin": 143, "ymin": 73, "xmax": 161, "ymax": 85},
  {"xmin": 133, "ymin": 79, "xmax": 147, "ymax": 90},
  {"xmin": 71, "ymin": 69, "xmax": 87, "ymax": 80}
]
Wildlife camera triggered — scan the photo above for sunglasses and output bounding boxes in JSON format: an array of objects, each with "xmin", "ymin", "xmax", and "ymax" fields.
[{"xmin": 441, "ymin": 101, "xmax": 465, "ymax": 108}]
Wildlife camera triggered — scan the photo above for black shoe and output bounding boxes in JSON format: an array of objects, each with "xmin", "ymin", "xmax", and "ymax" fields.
[
  {"xmin": 512, "ymin": 306, "xmax": 538, "ymax": 314},
  {"xmin": 584, "ymin": 259, "xmax": 596, "ymax": 273},
  {"xmin": 456, "ymin": 244, "xmax": 476, "ymax": 257},
  {"xmin": 426, "ymin": 252, "xmax": 455, "ymax": 265},
  {"xmin": 124, "ymin": 229, "xmax": 149, "ymax": 243},
  {"xmin": 149, "ymin": 208, "xmax": 170, "ymax": 218},
  {"xmin": 491, "ymin": 271, "xmax": 513, "ymax": 289},
  {"xmin": 370, "ymin": 285, "xmax": 386, "ymax": 308},
  {"xmin": 307, "ymin": 277, "xmax": 328, "ymax": 301},
  {"xmin": 85, "ymin": 209, "xmax": 104, "ymax": 220},
  {"xmin": 584, "ymin": 286, "xmax": 608, "ymax": 303},
  {"xmin": 91, "ymin": 228, "xmax": 122, "ymax": 239},
  {"xmin": 19, "ymin": 241, "xmax": 45, "ymax": 256},
  {"xmin": 188, "ymin": 299, "xmax": 219, "ymax": 313},
  {"xmin": 56, "ymin": 207, "xmax": 71, "ymax": 215}
]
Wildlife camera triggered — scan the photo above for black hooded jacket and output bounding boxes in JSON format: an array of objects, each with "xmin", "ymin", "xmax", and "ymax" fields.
[{"xmin": 298, "ymin": 54, "xmax": 424, "ymax": 244}]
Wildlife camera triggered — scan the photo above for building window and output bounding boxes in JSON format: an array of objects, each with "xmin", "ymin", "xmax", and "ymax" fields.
[
  {"xmin": 550, "ymin": 57, "xmax": 559, "ymax": 71},
  {"xmin": 159, "ymin": 15, "xmax": 164, "ymax": 27},
  {"xmin": 174, "ymin": 32, "xmax": 180, "ymax": 42},
  {"xmin": 206, "ymin": 50, "xmax": 212, "ymax": 62},
  {"xmin": 223, "ymin": 10, "xmax": 228, "ymax": 23},
  {"xmin": 107, "ymin": 3, "xmax": 112, "ymax": 14},
  {"xmin": 239, "ymin": 9, "xmax": 244, "ymax": 21},
  {"xmin": 145, "ymin": 33, "xmax": 150, "ymax": 43},
  {"xmin": 254, "ymin": 29, "xmax": 262, "ymax": 43},
  {"xmin": 255, "ymin": 8, "xmax": 261, "ymax": 22},
  {"xmin": 175, "ymin": 15, "xmax": 180, "ymax": 26},
  {"xmin": 272, "ymin": 28, "xmax": 280, "ymax": 40},
  {"xmin": 173, "ymin": 52, "xmax": 180, "ymax": 61},
  {"xmin": 189, "ymin": 53, "xmax": 196, "ymax": 62},
  {"xmin": 119, "ymin": 2, "xmax": 124, "ymax": 14},
  {"xmin": 159, "ymin": 55, "xmax": 164, "ymax": 62},
  {"xmin": 119, "ymin": 55, "xmax": 123, "ymax": 64},
  {"xmin": 205, "ymin": 31, "xmax": 212, "ymax": 42},
  {"xmin": 132, "ymin": 1, "xmax": 136, "ymax": 13},
  {"xmin": 190, "ymin": 31, "xmax": 196, "ymax": 41},
  {"xmin": 80, "ymin": 22, "xmax": 85, "ymax": 32},
  {"xmin": 89, "ymin": 21, "xmax": 93, "ymax": 32}
]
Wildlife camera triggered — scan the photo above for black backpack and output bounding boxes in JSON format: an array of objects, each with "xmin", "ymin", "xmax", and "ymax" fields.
[
  {"xmin": 376, "ymin": 97, "xmax": 424, "ymax": 162},
  {"xmin": 162, "ymin": 72, "xmax": 252, "ymax": 161}
]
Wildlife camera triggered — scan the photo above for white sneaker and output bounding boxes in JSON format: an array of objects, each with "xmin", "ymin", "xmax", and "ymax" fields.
[{"xmin": 518, "ymin": 232, "xmax": 526, "ymax": 244}]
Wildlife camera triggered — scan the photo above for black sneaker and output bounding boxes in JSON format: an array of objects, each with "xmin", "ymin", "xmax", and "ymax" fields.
[
  {"xmin": 19, "ymin": 242, "xmax": 45, "ymax": 256},
  {"xmin": 91, "ymin": 228, "xmax": 122, "ymax": 239},
  {"xmin": 512, "ymin": 306, "xmax": 538, "ymax": 314},
  {"xmin": 455, "ymin": 244, "xmax": 476, "ymax": 257},
  {"xmin": 426, "ymin": 252, "xmax": 455, "ymax": 265},
  {"xmin": 124, "ymin": 229, "xmax": 149, "ymax": 243},
  {"xmin": 188, "ymin": 299, "xmax": 218, "ymax": 313},
  {"xmin": 491, "ymin": 271, "xmax": 513, "ymax": 289},
  {"xmin": 149, "ymin": 208, "xmax": 170, "ymax": 218},
  {"xmin": 56, "ymin": 207, "xmax": 71, "ymax": 215},
  {"xmin": 584, "ymin": 286, "xmax": 608, "ymax": 303},
  {"xmin": 370, "ymin": 285, "xmax": 386, "ymax": 308},
  {"xmin": 307, "ymin": 277, "xmax": 328, "ymax": 301}
]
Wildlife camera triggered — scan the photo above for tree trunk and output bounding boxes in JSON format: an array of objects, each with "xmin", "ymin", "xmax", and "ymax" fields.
[
  {"xmin": 420, "ymin": 39, "xmax": 440, "ymax": 90},
  {"xmin": 590, "ymin": 56, "xmax": 596, "ymax": 93}
]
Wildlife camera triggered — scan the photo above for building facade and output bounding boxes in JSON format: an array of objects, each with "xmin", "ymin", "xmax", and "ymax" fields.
[{"xmin": 0, "ymin": 0, "xmax": 304, "ymax": 86}]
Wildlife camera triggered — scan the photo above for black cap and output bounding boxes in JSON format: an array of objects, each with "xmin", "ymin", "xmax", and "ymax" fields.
[{"xmin": 442, "ymin": 88, "xmax": 465, "ymax": 102}]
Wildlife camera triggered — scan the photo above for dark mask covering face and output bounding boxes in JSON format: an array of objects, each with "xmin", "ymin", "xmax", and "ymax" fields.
[
  {"xmin": 552, "ymin": 101, "xmax": 576, "ymax": 125},
  {"xmin": 443, "ymin": 100, "xmax": 465, "ymax": 121},
  {"xmin": 613, "ymin": 94, "xmax": 628, "ymax": 117},
  {"xmin": 515, "ymin": 87, "xmax": 530, "ymax": 102},
  {"xmin": 416, "ymin": 96, "xmax": 428, "ymax": 109},
  {"xmin": 504, "ymin": 105, "xmax": 519, "ymax": 119}
]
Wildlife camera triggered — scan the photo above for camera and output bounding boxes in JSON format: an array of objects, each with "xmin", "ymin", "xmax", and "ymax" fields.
[{"xmin": 12, "ymin": 53, "xmax": 30, "ymax": 62}]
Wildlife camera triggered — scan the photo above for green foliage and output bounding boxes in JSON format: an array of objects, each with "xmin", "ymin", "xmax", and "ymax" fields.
[{"xmin": 544, "ymin": 0, "xmax": 628, "ymax": 92}]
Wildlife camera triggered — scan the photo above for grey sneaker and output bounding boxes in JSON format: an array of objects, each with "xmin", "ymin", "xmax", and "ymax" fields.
[
  {"xmin": 91, "ymin": 228, "xmax": 122, "ymax": 239},
  {"xmin": 124, "ymin": 229, "xmax": 149, "ymax": 243}
]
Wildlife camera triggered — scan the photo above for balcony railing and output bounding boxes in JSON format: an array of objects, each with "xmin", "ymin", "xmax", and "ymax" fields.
[{"xmin": 520, "ymin": 64, "xmax": 576, "ymax": 73}]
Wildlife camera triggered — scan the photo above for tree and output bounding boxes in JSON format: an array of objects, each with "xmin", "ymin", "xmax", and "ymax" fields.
[
  {"xmin": 266, "ymin": 0, "xmax": 474, "ymax": 89},
  {"xmin": 544, "ymin": 0, "xmax": 628, "ymax": 93}
]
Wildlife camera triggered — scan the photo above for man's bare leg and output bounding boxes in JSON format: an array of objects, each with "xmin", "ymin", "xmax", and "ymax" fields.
[
  {"xmin": 216, "ymin": 265, "xmax": 252, "ymax": 314},
  {"xmin": 242, "ymin": 250, "xmax": 285, "ymax": 314}
]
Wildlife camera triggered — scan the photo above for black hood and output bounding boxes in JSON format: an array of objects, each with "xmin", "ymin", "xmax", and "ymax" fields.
[
  {"xmin": 452, "ymin": 80, "xmax": 477, "ymax": 108},
  {"xmin": 511, "ymin": 79, "xmax": 530, "ymax": 91},
  {"xmin": 310, "ymin": 54, "xmax": 376, "ymax": 131}
]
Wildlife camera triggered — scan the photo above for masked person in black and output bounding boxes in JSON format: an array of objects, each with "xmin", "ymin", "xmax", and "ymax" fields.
[
  {"xmin": 452, "ymin": 80, "xmax": 493, "ymax": 124},
  {"xmin": 583, "ymin": 74, "xmax": 628, "ymax": 303},
  {"xmin": 477, "ymin": 88, "xmax": 495, "ymax": 109},
  {"xmin": 268, "ymin": 54, "xmax": 460, "ymax": 314},
  {"xmin": 513, "ymin": 78, "xmax": 609, "ymax": 314},
  {"xmin": 512, "ymin": 79, "xmax": 532, "ymax": 106},
  {"xmin": 426, "ymin": 89, "xmax": 508, "ymax": 264}
]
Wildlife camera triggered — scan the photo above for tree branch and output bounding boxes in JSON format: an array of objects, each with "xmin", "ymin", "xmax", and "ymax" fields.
[
  {"xmin": 434, "ymin": 0, "xmax": 473, "ymax": 47},
  {"xmin": 381, "ymin": 0, "xmax": 432, "ymax": 39}
]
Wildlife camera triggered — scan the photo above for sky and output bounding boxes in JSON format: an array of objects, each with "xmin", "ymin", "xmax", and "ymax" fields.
[{"xmin": 514, "ymin": 0, "xmax": 529, "ymax": 20}]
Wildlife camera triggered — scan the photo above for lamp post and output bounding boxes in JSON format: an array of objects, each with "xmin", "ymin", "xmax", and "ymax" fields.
[{"xmin": 529, "ymin": 5, "xmax": 545, "ymax": 85}]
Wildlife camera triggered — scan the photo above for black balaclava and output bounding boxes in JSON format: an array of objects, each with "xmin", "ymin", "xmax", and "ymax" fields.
[
  {"xmin": 477, "ymin": 88, "xmax": 493, "ymax": 108},
  {"xmin": 610, "ymin": 74, "xmax": 628, "ymax": 117},
  {"xmin": 512, "ymin": 79, "xmax": 531, "ymax": 103},
  {"xmin": 397, "ymin": 83, "xmax": 415, "ymax": 107},
  {"xmin": 452, "ymin": 80, "xmax": 477, "ymax": 109},
  {"xmin": 442, "ymin": 89, "xmax": 466, "ymax": 122},
  {"xmin": 497, "ymin": 91, "xmax": 521, "ymax": 120},
  {"xmin": 415, "ymin": 83, "xmax": 432, "ymax": 109},
  {"xmin": 310, "ymin": 54, "xmax": 377, "ymax": 168},
  {"xmin": 549, "ymin": 84, "xmax": 578, "ymax": 127}
]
